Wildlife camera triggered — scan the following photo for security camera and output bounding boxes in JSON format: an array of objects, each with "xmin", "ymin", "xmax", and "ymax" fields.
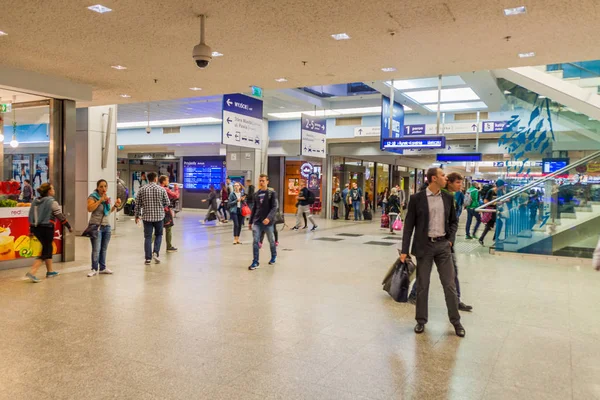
[
  {"xmin": 193, "ymin": 15, "xmax": 212, "ymax": 69},
  {"xmin": 146, "ymin": 126, "xmax": 151, "ymax": 134},
  {"xmin": 192, "ymin": 43, "xmax": 212, "ymax": 69}
]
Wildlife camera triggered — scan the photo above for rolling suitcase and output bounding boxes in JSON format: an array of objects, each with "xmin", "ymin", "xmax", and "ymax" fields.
[{"xmin": 381, "ymin": 213, "xmax": 389, "ymax": 228}]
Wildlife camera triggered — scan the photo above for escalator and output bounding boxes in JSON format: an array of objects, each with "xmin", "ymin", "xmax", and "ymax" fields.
[{"xmin": 476, "ymin": 151, "xmax": 600, "ymax": 258}]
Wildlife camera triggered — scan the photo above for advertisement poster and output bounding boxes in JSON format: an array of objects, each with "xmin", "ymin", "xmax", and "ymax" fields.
[
  {"xmin": 32, "ymin": 154, "xmax": 49, "ymax": 190},
  {"xmin": 158, "ymin": 161, "xmax": 178, "ymax": 183},
  {"xmin": 131, "ymin": 171, "xmax": 149, "ymax": 198},
  {"xmin": 0, "ymin": 208, "xmax": 63, "ymax": 260},
  {"xmin": 12, "ymin": 155, "xmax": 30, "ymax": 184},
  {"xmin": 288, "ymin": 178, "xmax": 299, "ymax": 195}
]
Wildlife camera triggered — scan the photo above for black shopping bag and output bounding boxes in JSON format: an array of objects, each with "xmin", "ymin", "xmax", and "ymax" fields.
[{"xmin": 382, "ymin": 257, "xmax": 415, "ymax": 303}]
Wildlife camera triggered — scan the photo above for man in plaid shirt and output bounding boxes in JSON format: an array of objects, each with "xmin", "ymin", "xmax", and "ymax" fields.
[{"xmin": 135, "ymin": 172, "xmax": 170, "ymax": 264}]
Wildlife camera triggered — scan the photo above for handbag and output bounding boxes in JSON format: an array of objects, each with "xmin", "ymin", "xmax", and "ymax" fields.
[
  {"xmin": 82, "ymin": 214, "xmax": 104, "ymax": 239},
  {"xmin": 274, "ymin": 211, "xmax": 285, "ymax": 225},
  {"xmin": 163, "ymin": 209, "xmax": 174, "ymax": 227},
  {"xmin": 392, "ymin": 217, "xmax": 403, "ymax": 231},
  {"xmin": 241, "ymin": 203, "xmax": 252, "ymax": 217},
  {"xmin": 481, "ymin": 210, "xmax": 493, "ymax": 224},
  {"xmin": 382, "ymin": 258, "xmax": 413, "ymax": 303}
]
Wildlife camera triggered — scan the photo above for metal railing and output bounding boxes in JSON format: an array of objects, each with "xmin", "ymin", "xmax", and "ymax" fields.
[{"xmin": 475, "ymin": 150, "xmax": 600, "ymax": 212}]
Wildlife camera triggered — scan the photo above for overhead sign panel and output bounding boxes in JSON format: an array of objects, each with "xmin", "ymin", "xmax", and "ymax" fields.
[
  {"xmin": 482, "ymin": 121, "xmax": 510, "ymax": 133},
  {"xmin": 354, "ymin": 126, "xmax": 380, "ymax": 137},
  {"xmin": 382, "ymin": 136, "xmax": 446, "ymax": 150},
  {"xmin": 301, "ymin": 114, "xmax": 326, "ymax": 158},
  {"xmin": 404, "ymin": 124, "xmax": 426, "ymax": 136},
  {"xmin": 380, "ymin": 95, "xmax": 405, "ymax": 148},
  {"xmin": 222, "ymin": 93, "xmax": 263, "ymax": 149}
]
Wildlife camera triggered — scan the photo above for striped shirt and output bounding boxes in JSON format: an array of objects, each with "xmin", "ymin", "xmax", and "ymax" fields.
[{"xmin": 135, "ymin": 183, "xmax": 170, "ymax": 222}]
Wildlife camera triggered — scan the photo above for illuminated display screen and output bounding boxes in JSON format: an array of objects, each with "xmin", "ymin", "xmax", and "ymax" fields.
[{"xmin": 183, "ymin": 158, "xmax": 225, "ymax": 190}]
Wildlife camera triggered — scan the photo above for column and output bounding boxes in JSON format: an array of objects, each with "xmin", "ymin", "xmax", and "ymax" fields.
[{"xmin": 74, "ymin": 105, "xmax": 118, "ymax": 234}]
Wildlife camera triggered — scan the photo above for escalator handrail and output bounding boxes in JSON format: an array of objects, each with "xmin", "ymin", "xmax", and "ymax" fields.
[{"xmin": 475, "ymin": 150, "xmax": 600, "ymax": 212}]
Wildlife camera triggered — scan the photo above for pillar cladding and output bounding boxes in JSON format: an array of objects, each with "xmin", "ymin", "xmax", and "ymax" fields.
[{"xmin": 74, "ymin": 106, "xmax": 118, "ymax": 235}]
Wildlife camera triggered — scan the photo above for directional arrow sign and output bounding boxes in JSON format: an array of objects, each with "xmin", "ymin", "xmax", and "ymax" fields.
[
  {"xmin": 301, "ymin": 114, "xmax": 326, "ymax": 159},
  {"xmin": 222, "ymin": 93, "xmax": 263, "ymax": 149}
]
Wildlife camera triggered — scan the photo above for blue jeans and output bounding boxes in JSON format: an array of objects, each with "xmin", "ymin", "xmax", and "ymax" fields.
[
  {"xmin": 252, "ymin": 223, "xmax": 276, "ymax": 263},
  {"xmin": 143, "ymin": 220, "xmax": 164, "ymax": 260},
  {"xmin": 465, "ymin": 208, "xmax": 481, "ymax": 237},
  {"xmin": 91, "ymin": 225, "xmax": 112, "ymax": 271},
  {"xmin": 353, "ymin": 201, "xmax": 361, "ymax": 220}
]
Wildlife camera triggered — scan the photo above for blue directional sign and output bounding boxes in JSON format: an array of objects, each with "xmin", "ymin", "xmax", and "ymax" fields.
[
  {"xmin": 382, "ymin": 136, "xmax": 446, "ymax": 150},
  {"xmin": 380, "ymin": 95, "xmax": 405, "ymax": 153},
  {"xmin": 222, "ymin": 93, "xmax": 263, "ymax": 149},
  {"xmin": 301, "ymin": 114, "xmax": 326, "ymax": 158},
  {"xmin": 404, "ymin": 124, "xmax": 426, "ymax": 136}
]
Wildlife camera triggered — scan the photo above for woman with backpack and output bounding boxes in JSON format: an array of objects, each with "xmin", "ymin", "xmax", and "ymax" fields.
[
  {"xmin": 332, "ymin": 187, "xmax": 342, "ymax": 220},
  {"xmin": 386, "ymin": 187, "xmax": 401, "ymax": 234},
  {"xmin": 25, "ymin": 183, "xmax": 72, "ymax": 283}
]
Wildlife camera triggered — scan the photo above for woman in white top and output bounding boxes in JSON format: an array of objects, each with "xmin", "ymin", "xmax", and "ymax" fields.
[{"xmin": 228, "ymin": 182, "xmax": 247, "ymax": 244}]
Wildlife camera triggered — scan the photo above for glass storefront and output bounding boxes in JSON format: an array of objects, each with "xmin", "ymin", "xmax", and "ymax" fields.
[
  {"xmin": 283, "ymin": 160, "xmax": 322, "ymax": 214},
  {"xmin": 0, "ymin": 90, "xmax": 60, "ymax": 265}
]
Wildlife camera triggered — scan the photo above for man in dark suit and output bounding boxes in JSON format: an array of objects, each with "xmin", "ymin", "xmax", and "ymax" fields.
[{"xmin": 400, "ymin": 167, "xmax": 465, "ymax": 337}]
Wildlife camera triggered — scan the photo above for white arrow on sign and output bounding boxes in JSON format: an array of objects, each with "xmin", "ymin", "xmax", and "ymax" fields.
[{"xmin": 226, "ymin": 99, "xmax": 233, "ymax": 107}]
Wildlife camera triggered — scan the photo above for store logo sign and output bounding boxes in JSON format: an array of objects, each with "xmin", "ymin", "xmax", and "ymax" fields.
[{"xmin": 300, "ymin": 162, "xmax": 313, "ymax": 178}]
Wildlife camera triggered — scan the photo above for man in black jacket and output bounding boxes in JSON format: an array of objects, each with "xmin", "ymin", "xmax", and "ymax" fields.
[
  {"xmin": 400, "ymin": 167, "xmax": 465, "ymax": 337},
  {"xmin": 248, "ymin": 174, "xmax": 278, "ymax": 271}
]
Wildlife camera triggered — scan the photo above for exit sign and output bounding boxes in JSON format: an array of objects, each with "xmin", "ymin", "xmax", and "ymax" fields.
[
  {"xmin": 250, "ymin": 86, "xmax": 263, "ymax": 98},
  {"xmin": 0, "ymin": 103, "xmax": 11, "ymax": 113}
]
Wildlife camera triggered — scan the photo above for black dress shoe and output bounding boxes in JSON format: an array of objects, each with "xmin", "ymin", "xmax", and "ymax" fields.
[
  {"xmin": 454, "ymin": 324, "xmax": 466, "ymax": 337},
  {"xmin": 458, "ymin": 302, "xmax": 473, "ymax": 312},
  {"xmin": 414, "ymin": 323, "xmax": 425, "ymax": 334}
]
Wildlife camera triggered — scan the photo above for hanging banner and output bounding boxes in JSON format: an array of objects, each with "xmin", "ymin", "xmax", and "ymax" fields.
[{"xmin": 380, "ymin": 95, "xmax": 405, "ymax": 153}]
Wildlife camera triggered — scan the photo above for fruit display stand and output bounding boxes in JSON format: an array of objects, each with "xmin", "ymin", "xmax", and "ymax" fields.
[{"xmin": 0, "ymin": 207, "xmax": 63, "ymax": 270}]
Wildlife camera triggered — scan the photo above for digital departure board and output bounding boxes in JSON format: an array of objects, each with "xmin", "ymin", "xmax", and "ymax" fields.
[{"xmin": 183, "ymin": 158, "xmax": 226, "ymax": 191}]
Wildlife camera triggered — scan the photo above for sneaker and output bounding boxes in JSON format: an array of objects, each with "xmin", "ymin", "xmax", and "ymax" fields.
[
  {"xmin": 459, "ymin": 302, "xmax": 473, "ymax": 312},
  {"xmin": 87, "ymin": 270, "xmax": 98, "ymax": 277},
  {"xmin": 408, "ymin": 296, "xmax": 416, "ymax": 305},
  {"xmin": 145, "ymin": 259, "xmax": 151, "ymax": 265},
  {"xmin": 310, "ymin": 225, "xmax": 318, "ymax": 232},
  {"xmin": 46, "ymin": 271, "xmax": 59, "ymax": 278},
  {"xmin": 465, "ymin": 235, "xmax": 473, "ymax": 240},
  {"xmin": 275, "ymin": 241, "xmax": 279, "ymax": 247},
  {"xmin": 478, "ymin": 239, "xmax": 484, "ymax": 246},
  {"xmin": 26, "ymin": 272, "xmax": 41, "ymax": 283},
  {"xmin": 99, "ymin": 268, "xmax": 113, "ymax": 275},
  {"xmin": 291, "ymin": 226, "xmax": 299, "ymax": 231},
  {"xmin": 248, "ymin": 262, "xmax": 260, "ymax": 270},
  {"xmin": 258, "ymin": 242, "xmax": 263, "ymax": 249},
  {"xmin": 268, "ymin": 258, "xmax": 276, "ymax": 265},
  {"xmin": 167, "ymin": 247, "xmax": 178, "ymax": 253},
  {"xmin": 153, "ymin": 253, "xmax": 161, "ymax": 264}
]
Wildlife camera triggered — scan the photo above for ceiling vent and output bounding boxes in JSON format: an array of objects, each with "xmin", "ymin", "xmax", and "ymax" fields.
[{"xmin": 163, "ymin": 127, "xmax": 181, "ymax": 134}]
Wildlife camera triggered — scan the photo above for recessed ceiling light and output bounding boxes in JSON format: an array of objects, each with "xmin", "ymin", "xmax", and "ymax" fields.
[
  {"xmin": 189, "ymin": 87, "xmax": 203, "ymax": 91},
  {"xmin": 386, "ymin": 76, "xmax": 466, "ymax": 90},
  {"xmin": 0, "ymin": 31, "xmax": 8, "ymax": 36},
  {"xmin": 120, "ymin": 94, "xmax": 131, "ymax": 98},
  {"xmin": 275, "ymin": 78, "xmax": 288, "ymax": 82},
  {"xmin": 111, "ymin": 65, "xmax": 127, "ymax": 70},
  {"xmin": 519, "ymin": 52, "xmax": 535, "ymax": 58},
  {"xmin": 504, "ymin": 6, "xmax": 527, "ymax": 16},
  {"xmin": 331, "ymin": 33, "xmax": 351, "ymax": 40},
  {"xmin": 381, "ymin": 67, "xmax": 397, "ymax": 72},
  {"xmin": 211, "ymin": 51, "xmax": 223, "ymax": 57},
  {"xmin": 88, "ymin": 4, "xmax": 112, "ymax": 13},
  {"xmin": 268, "ymin": 106, "xmax": 414, "ymax": 120}
]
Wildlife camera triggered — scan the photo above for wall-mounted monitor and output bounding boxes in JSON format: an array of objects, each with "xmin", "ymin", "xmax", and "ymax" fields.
[
  {"xmin": 436, "ymin": 153, "xmax": 483, "ymax": 162},
  {"xmin": 542, "ymin": 158, "xmax": 569, "ymax": 177},
  {"xmin": 182, "ymin": 157, "xmax": 226, "ymax": 191}
]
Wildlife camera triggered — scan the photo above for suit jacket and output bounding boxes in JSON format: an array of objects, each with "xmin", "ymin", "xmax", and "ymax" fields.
[{"xmin": 401, "ymin": 189, "xmax": 458, "ymax": 257}]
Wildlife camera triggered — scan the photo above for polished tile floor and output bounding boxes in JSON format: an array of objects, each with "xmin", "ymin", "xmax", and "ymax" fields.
[{"xmin": 1, "ymin": 211, "xmax": 600, "ymax": 400}]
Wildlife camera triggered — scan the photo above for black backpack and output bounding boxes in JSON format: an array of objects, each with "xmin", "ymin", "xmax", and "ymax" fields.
[
  {"xmin": 306, "ymin": 190, "xmax": 315, "ymax": 205},
  {"xmin": 334, "ymin": 192, "xmax": 341, "ymax": 203}
]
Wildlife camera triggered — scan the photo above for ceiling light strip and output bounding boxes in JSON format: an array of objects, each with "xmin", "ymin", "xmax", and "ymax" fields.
[{"xmin": 117, "ymin": 117, "xmax": 222, "ymax": 128}]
